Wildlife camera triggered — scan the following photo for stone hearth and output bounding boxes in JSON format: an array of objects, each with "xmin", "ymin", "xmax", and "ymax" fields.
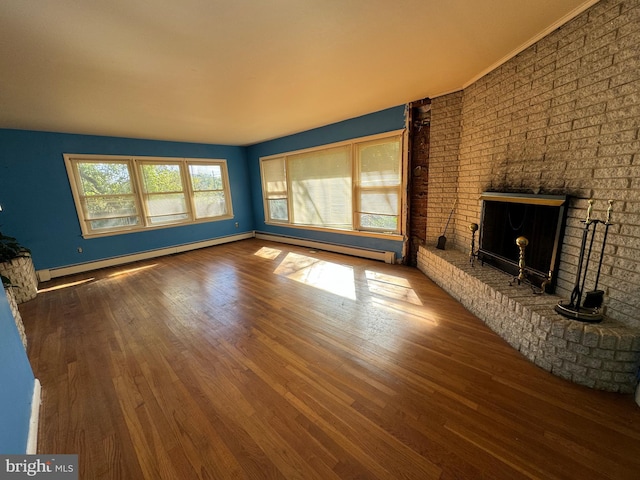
[{"xmin": 417, "ymin": 246, "xmax": 640, "ymax": 394}]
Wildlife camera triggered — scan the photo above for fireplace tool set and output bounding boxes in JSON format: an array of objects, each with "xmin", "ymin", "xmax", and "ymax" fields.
[{"xmin": 555, "ymin": 199, "xmax": 613, "ymax": 323}]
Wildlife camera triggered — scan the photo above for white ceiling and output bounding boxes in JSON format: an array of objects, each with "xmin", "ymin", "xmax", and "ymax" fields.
[{"xmin": 0, "ymin": 0, "xmax": 597, "ymax": 146}]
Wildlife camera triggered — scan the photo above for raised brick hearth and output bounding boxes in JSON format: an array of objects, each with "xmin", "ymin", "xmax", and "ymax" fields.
[{"xmin": 417, "ymin": 246, "xmax": 640, "ymax": 394}]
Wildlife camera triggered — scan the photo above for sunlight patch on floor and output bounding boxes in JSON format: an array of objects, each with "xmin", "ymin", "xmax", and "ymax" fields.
[
  {"xmin": 38, "ymin": 277, "xmax": 94, "ymax": 293},
  {"xmin": 365, "ymin": 270, "xmax": 423, "ymax": 306},
  {"xmin": 274, "ymin": 252, "xmax": 356, "ymax": 300},
  {"xmin": 108, "ymin": 263, "xmax": 157, "ymax": 278},
  {"xmin": 254, "ymin": 246, "xmax": 282, "ymax": 260},
  {"xmin": 371, "ymin": 297, "xmax": 439, "ymax": 326}
]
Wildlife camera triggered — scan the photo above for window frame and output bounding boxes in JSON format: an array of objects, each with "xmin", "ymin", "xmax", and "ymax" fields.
[
  {"xmin": 260, "ymin": 130, "xmax": 406, "ymax": 237},
  {"xmin": 353, "ymin": 135, "xmax": 403, "ymax": 233},
  {"xmin": 64, "ymin": 154, "xmax": 234, "ymax": 238}
]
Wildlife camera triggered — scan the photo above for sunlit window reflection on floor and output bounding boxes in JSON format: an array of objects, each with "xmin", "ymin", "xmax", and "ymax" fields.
[
  {"xmin": 38, "ymin": 277, "xmax": 95, "ymax": 293},
  {"xmin": 371, "ymin": 297, "xmax": 439, "ymax": 326},
  {"xmin": 108, "ymin": 264, "xmax": 157, "ymax": 278},
  {"xmin": 274, "ymin": 252, "xmax": 356, "ymax": 300},
  {"xmin": 365, "ymin": 270, "xmax": 422, "ymax": 306},
  {"xmin": 254, "ymin": 247, "xmax": 282, "ymax": 260}
]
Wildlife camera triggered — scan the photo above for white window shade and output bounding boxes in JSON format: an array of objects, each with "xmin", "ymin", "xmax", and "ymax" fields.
[
  {"xmin": 262, "ymin": 157, "xmax": 287, "ymax": 194},
  {"xmin": 288, "ymin": 146, "xmax": 352, "ymax": 229},
  {"xmin": 259, "ymin": 130, "xmax": 404, "ymax": 235},
  {"xmin": 356, "ymin": 136, "xmax": 402, "ymax": 232},
  {"xmin": 358, "ymin": 138, "xmax": 401, "ymax": 187},
  {"xmin": 262, "ymin": 157, "xmax": 288, "ymax": 222}
]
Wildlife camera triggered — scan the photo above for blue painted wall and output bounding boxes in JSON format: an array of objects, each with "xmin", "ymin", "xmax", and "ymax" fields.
[
  {"xmin": 0, "ymin": 291, "xmax": 35, "ymax": 453},
  {"xmin": 246, "ymin": 105, "xmax": 407, "ymax": 256},
  {"xmin": 0, "ymin": 130, "xmax": 254, "ymax": 270},
  {"xmin": 0, "ymin": 105, "xmax": 406, "ymax": 453}
]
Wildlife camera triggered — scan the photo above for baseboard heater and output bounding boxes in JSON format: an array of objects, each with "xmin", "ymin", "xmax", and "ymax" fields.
[
  {"xmin": 255, "ymin": 232, "xmax": 396, "ymax": 264},
  {"xmin": 37, "ymin": 232, "xmax": 254, "ymax": 281}
]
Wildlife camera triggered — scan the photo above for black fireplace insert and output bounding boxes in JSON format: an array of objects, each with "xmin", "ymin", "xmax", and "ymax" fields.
[{"xmin": 478, "ymin": 192, "xmax": 568, "ymax": 292}]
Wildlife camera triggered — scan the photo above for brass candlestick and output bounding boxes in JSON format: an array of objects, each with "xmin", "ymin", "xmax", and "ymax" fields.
[
  {"xmin": 469, "ymin": 223, "xmax": 478, "ymax": 266},
  {"xmin": 514, "ymin": 236, "xmax": 529, "ymax": 284}
]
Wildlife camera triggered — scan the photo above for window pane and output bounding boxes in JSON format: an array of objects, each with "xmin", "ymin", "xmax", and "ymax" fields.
[
  {"xmin": 76, "ymin": 161, "xmax": 141, "ymax": 229},
  {"xmin": 289, "ymin": 146, "xmax": 352, "ymax": 228},
  {"xmin": 194, "ymin": 191, "xmax": 227, "ymax": 218},
  {"xmin": 141, "ymin": 164, "xmax": 183, "ymax": 193},
  {"xmin": 358, "ymin": 213, "xmax": 398, "ymax": 231},
  {"xmin": 89, "ymin": 216, "xmax": 140, "ymax": 231},
  {"xmin": 360, "ymin": 191, "xmax": 398, "ymax": 215},
  {"xmin": 268, "ymin": 198, "xmax": 288, "ymax": 221},
  {"xmin": 258, "ymin": 132, "xmax": 402, "ymax": 235},
  {"xmin": 141, "ymin": 163, "xmax": 188, "ymax": 224},
  {"xmin": 359, "ymin": 137, "xmax": 401, "ymax": 187},
  {"xmin": 67, "ymin": 155, "xmax": 233, "ymax": 237},
  {"xmin": 78, "ymin": 162, "xmax": 133, "ymax": 195},
  {"xmin": 85, "ymin": 196, "xmax": 139, "ymax": 220},
  {"xmin": 146, "ymin": 193, "xmax": 188, "ymax": 224},
  {"xmin": 148, "ymin": 213, "xmax": 190, "ymax": 225},
  {"xmin": 189, "ymin": 164, "xmax": 223, "ymax": 191},
  {"xmin": 263, "ymin": 158, "xmax": 287, "ymax": 194}
]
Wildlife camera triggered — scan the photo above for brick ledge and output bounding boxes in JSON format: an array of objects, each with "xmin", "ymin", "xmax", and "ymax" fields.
[{"xmin": 417, "ymin": 246, "xmax": 640, "ymax": 394}]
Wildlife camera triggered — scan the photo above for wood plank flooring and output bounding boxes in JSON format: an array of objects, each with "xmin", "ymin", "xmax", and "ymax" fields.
[{"xmin": 19, "ymin": 238, "xmax": 640, "ymax": 479}]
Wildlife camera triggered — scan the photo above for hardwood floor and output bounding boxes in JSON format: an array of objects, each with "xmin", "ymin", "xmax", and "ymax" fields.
[{"xmin": 20, "ymin": 238, "xmax": 640, "ymax": 479}]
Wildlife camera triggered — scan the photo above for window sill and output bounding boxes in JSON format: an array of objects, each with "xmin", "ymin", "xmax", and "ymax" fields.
[
  {"xmin": 263, "ymin": 222, "xmax": 404, "ymax": 241},
  {"xmin": 81, "ymin": 215, "xmax": 235, "ymax": 239}
]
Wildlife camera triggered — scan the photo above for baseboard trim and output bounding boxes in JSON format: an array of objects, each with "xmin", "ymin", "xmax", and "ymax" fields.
[
  {"xmin": 26, "ymin": 378, "xmax": 41, "ymax": 454},
  {"xmin": 37, "ymin": 232, "xmax": 255, "ymax": 281},
  {"xmin": 255, "ymin": 232, "xmax": 395, "ymax": 263}
]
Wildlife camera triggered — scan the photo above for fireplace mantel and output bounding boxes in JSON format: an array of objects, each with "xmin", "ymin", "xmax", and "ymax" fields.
[{"xmin": 417, "ymin": 245, "xmax": 640, "ymax": 394}]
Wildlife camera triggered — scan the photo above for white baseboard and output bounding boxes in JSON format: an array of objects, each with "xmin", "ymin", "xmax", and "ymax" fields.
[
  {"xmin": 37, "ymin": 232, "xmax": 254, "ymax": 281},
  {"xmin": 26, "ymin": 378, "xmax": 41, "ymax": 454},
  {"xmin": 255, "ymin": 233, "xmax": 396, "ymax": 263}
]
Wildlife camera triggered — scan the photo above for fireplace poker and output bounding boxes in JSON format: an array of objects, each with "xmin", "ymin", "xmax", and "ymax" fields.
[
  {"xmin": 583, "ymin": 200, "xmax": 613, "ymax": 309},
  {"xmin": 569, "ymin": 199, "xmax": 593, "ymax": 308},
  {"xmin": 578, "ymin": 217, "xmax": 599, "ymax": 307},
  {"xmin": 436, "ymin": 199, "xmax": 457, "ymax": 250}
]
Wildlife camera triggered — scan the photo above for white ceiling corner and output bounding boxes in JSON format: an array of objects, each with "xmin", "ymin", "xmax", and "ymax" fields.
[{"xmin": 0, "ymin": 0, "xmax": 598, "ymax": 146}]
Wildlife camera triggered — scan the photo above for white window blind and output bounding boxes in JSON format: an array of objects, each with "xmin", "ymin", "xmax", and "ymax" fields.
[
  {"xmin": 356, "ymin": 136, "xmax": 402, "ymax": 232},
  {"xmin": 262, "ymin": 157, "xmax": 288, "ymax": 222},
  {"xmin": 260, "ymin": 131, "xmax": 403, "ymax": 235},
  {"xmin": 288, "ymin": 145, "xmax": 352, "ymax": 229}
]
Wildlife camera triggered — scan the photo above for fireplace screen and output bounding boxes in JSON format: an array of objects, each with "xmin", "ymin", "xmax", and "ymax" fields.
[{"xmin": 478, "ymin": 192, "xmax": 567, "ymax": 292}]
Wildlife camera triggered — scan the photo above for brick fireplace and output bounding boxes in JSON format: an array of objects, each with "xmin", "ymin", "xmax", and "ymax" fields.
[
  {"xmin": 417, "ymin": 246, "xmax": 640, "ymax": 393},
  {"xmin": 416, "ymin": 0, "xmax": 640, "ymax": 393}
]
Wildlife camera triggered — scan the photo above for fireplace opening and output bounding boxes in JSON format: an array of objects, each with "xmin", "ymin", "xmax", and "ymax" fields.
[{"xmin": 478, "ymin": 192, "xmax": 568, "ymax": 293}]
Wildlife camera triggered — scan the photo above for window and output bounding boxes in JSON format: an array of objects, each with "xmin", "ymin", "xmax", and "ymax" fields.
[
  {"xmin": 260, "ymin": 131, "xmax": 404, "ymax": 235},
  {"xmin": 64, "ymin": 154, "xmax": 233, "ymax": 237},
  {"xmin": 355, "ymin": 136, "xmax": 402, "ymax": 231}
]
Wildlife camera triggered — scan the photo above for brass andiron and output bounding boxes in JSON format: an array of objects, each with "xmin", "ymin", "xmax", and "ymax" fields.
[
  {"xmin": 539, "ymin": 270, "xmax": 553, "ymax": 294},
  {"xmin": 469, "ymin": 223, "xmax": 478, "ymax": 266},
  {"xmin": 512, "ymin": 236, "xmax": 529, "ymax": 285}
]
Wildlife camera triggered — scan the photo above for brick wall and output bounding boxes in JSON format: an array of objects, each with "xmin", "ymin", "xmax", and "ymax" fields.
[
  {"xmin": 407, "ymin": 99, "xmax": 431, "ymax": 265},
  {"xmin": 426, "ymin": 92, "xmax": 463, "ymax": 244},
  {"xmin": 426, "ymin": 0, "xmax": 640, "ymax": 329}
]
